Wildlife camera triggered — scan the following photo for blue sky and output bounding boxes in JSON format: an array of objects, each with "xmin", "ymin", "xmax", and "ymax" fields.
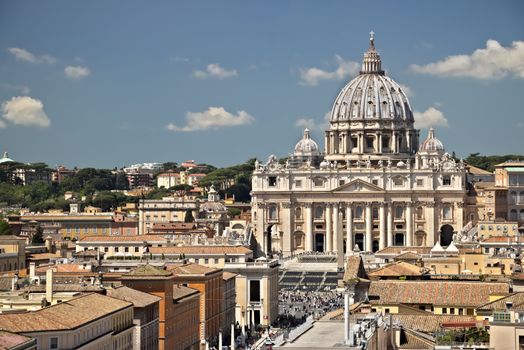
[{"xmin": 1, "ymin": 1, "xmax": 523, "ymax": 168}]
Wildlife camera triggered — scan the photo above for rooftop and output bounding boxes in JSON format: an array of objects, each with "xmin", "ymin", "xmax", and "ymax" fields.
[
  {"xmin": 368, "ymin": 280, "xmax": 509, "ymax": 307},
  {"xmin": 106, "ymin": 285, "xmax": 161, "ymax": 308},
  {"xmin": 367, "ymin": 261, "xmax": 426, "ymax": 278},
  {"xmin": 173, "ymin": 285, "xmax": 199, "ymax": 301},
  {"xmin": 79, "ymin": 235, "xmax": 167, "ymax": 243},
  {"xmin": 150, "ymin": 245, "xmax": 252, "ymax": 255},
  {"xmin": 0, "ymin": 293, "xmax": 131, "ymax": 332},
  {"xmin": 122, "ymin": 264, "xmax": 173, "ymax": 279},
  {"xmin": 167, "ymin": 262, "xmax": 220, "ymax": 276}
]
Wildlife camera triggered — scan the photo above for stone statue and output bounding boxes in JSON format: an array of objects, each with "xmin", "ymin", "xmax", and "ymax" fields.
[
  {"xmin": 406, "ymin": 159, "xmax": 411, "ymax": 170},
  {"xmin": 306, "ymin": 159, "xmax": 311, "ymax": 168},
  {"xmin": 366, "ymin": 157, "xmax": 371, "ymax": 169},
  {"xmin": 387, "ymin": 159, "xmax": 392, "ymax": 169},
  {"xmin": 378, "ymin": 159, "xmax": 383, "ymax": 168},
  {"xmin": 255, "ymin": 159, "xmax": 260, "ymax": 170}
]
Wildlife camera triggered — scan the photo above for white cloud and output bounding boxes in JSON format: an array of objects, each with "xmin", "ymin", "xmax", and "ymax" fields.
[
  {"xmin": 193, "ymin": 64, "xmax": 238, "ymax": 79},
  {"xmin": 411, "ymin": 39, "xmax": 524, "ymax": 79},
  {"xmin": 64, "ymin": 65, "xmax": 90, "ymax": 79},
  {"xmin": 7, "ymin": 47, "xmax": 55, "ymax": 64},
  {"xmin": 299, "ymin": 55, "xmax": 359, "ymax": 86},
  {"xmin": 0, "ymin": 83, "xmax": 30, "ymax": 94},
  {"xmin": 1, "ymin": 96, "xmax": 51, "ymax": 128},
  {"xmin": 414, "ymin": 107, "xmax": 448, "ymax": 129},
  {"xmin": 167, "ymin": 107, "xmax": 254, "ymax": 132},
  {"xmin": 295, "ymin": 111, "xmax": 331, "ymax": 131},
  {"xmin": 0, "ymin": 119, "xmax": 5, "ymax": 129}
]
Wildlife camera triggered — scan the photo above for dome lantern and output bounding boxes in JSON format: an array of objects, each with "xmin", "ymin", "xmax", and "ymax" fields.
[{"xmin": 361, "ymin": 31, "xmax": 384, "ymax": 75}]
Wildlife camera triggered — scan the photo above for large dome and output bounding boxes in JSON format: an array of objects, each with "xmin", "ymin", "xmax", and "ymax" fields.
[
  {"xmin": 324, "ymin": 32, "xmax": 419, "ymax": 162},
  {"xmin": 330, "ymin": 34, "xmax": 413, "ymax": 123},
  {"xmin": 330, "ymin": 75, "xmax": 413, "ymax": 122}
]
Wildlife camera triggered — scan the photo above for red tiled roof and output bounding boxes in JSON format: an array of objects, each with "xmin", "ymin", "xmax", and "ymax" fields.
[
  {"xmin": 369, "ymin": 280, "xmax": 509, "ymax": 307},
  {"xmin": 150, "ymin": 245, "xmax": 252, "ymax": 255},
  {"xmin": 79, "ymin": 235, "xmax": 167, "ymax": 243}
]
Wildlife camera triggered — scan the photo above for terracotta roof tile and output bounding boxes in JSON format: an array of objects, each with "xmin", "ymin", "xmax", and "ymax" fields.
[
  {"xmin": 106, "ymin": 286, "xmax": 161, "ymax": 308},
  {"xmin": 0, "ymin": 330, "xmax": 34, "ymax": 349},
  {"xmin": 0, "ymin": 293, "xmax": 131, "ymax": 333},
  {"xmin": 173, "ymin": 285, "xmax": 199, "ymax": 301},
  {"xmin": 150, "ymin": 245, "xmax": 252, "ymax": 255},
  {"xmin": 123, "ymin": 264, "xmax": 172, "ymax": 279},
  {"xmin": 167, "ymin": 262, "xmax": 219, "ymax": 276},
  {"xmin": 393, "ymin": 314, "xmax": 478, "ymax": 333},
  {"xmin": 477, "ymin": 292, "xmax": 524, "ymax": 311},
  {"xmin": 79, "ymin": 235, "xmax": 167, "ymax": 243},
  {"xmin": 369, "ymin": 280, "xmax": 509, "ymax": 307},
  {"xmin": 367, "ymin": 262, "xmax": 426, "ymax": 278}
]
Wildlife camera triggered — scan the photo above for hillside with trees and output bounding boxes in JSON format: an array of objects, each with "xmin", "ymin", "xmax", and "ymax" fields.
[{"xmin": 465, "ymin": 153, "xmax": 524, "ymax": 172}]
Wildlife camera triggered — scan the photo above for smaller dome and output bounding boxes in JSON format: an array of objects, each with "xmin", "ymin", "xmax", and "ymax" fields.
[
  {"xmin": 419, "ymin": 128, "xmax": 444, "ymax": 153},
  {"xmin": 319, "ymin": 160, "xmax": 329, "ymax": 169},
  {"xmin": 294, "ymin": 129, "xmax": 320, "ymax": 157},
  {"xmin": 0, "ymin": 151, "xmax": 14, "ymax": 164}
]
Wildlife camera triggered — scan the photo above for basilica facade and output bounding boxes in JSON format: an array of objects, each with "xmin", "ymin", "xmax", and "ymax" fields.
[{"xmin": 251, "ymin": 34, "xmax": 467, "ymax": 257}]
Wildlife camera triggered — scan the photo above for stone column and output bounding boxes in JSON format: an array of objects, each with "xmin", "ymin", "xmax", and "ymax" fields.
[
  {"xmin": 281, "ymin": 202, "xmax": 293, "ymax": 255},
  {"xmin": 365, "ymin": 204, "xmax": 372, "ymax": 252},
  {"xmin": 426, "ymin": 202, "xmax": 436, "ymax": 246},
  {"xmin": 325, "ymin": 204, "xmax": 332, "ymax": 252},
  {"xmin": 325, "ymin": 132, "xmax": 330, "ymax": 156},
  {"xmin": 305, "ymin": 203, "xmax": 313, "ymax": 251},
  {"xmin": 406, "ymin": 203, "xmax": 413, "ymax": 246},
  {"xmin": 333, "ymin": 204, "xmax": 339, "ymax": 253},
  {"xmin": 360, "ymin": 132, "xmax": 365, "ymax": 154},
  {"xmin": 377, "ymin": 132, "xmax": 383, "ymax": 153},
  {"xmin": 379, "ymin": 203, "xmax": 386, "ymax": 250},
  {"xmin": 346, "ymin": 204, "xmax": 353, "ymax": 255},
  {"xmin": 392, "ymin": 132, "xmax": 397, "ymax": 153},
  {"xmin": 387, "ymin": 202, "xmax": 394, "ymax": 246}
]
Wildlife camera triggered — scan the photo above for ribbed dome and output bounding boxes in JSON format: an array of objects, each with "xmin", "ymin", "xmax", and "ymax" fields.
[
  {"xmin": 419, "ymin": 128, "xmax": 444, "ymax": 153},
  {"xmin": 294, "ymin": 129, "xmax": 320, "ymax": 156},
  {"xmin": 0, "ymin": 151, "xmax": 14, "ymax": 164},
  {"xmin": 330, "ymin": 32, "xmax": 413, "ymax": 123}
]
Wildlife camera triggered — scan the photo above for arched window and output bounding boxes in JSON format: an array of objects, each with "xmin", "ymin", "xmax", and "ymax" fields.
[
  {"xmin": 510, "ymin": 191, "xmax": 518, "ymax": 204},
  {"xmin": 268, "ymin": 206, "xmax": 278, "ymax": 220},
  {"xmin": 295, "ymin": 207, "xmax": 302, "ymax": 220},
  {"xmin": 395, "ymin": 205, "xmax": 404, "ymax": 219},
  {"xmin": 355, "ymin": 206, "xmax": 363, "ymax": 219},
  {"xmin": 314, "ymin": 206, "xmax": 324, "ymax": 219},
  {"xmin": 443, "ymin": 206, "xmax": 452, "ymax": 220},
  {"xmin": 520, "ymin": 209, "xmax": 524, "ymax": 221},
  {"xmin": 510, "ymin": 209, "xmax": 518, "ymax": 221},
  {"xmin": 416, "ymin": 206, "xmax": 424, "ymax": 220}
]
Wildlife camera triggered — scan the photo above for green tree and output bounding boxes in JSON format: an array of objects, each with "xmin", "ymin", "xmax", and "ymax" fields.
[
  {"xmin": 0, "ymin": 221, "xmax": 12, "ymax": 235},
  {"xmin": 32, "ymin": 225, "xmax": 44, "ymax": 244},
  {"xmin": 184, "ymin": 209, "xmax": 195, "ymax": 223}
]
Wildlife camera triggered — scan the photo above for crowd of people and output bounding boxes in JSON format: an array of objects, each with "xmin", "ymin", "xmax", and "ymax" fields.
[{"xmin": 277, "ymin": 289, "xmax": 344, "ymax": 321}]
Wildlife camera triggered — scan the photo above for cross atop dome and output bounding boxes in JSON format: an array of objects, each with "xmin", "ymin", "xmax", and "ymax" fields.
[{"xmin": 361, "ymin": 31, "xmax": 383, "ymax": 75}]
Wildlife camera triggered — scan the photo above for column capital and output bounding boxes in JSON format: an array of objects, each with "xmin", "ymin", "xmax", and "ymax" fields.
[
  {"xmin": 256, "ymin": 202, "xmax": 266, "ymax": 209},
  {"xmin": 281, "ymin": 202, "xmax": 292, "ymax": 209},
  {"xmin": 303, "ymin": 202, "xmax": 313, "ymax": 208},
  {"xmin": 456, "ymin": 202, "xmax": 464, "ymax": 208}
]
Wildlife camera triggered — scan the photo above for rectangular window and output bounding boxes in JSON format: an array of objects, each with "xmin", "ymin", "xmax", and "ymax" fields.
[
  {"xmin": 372, "ymin": 179, "xmax": 378, "ymax": 185},
  {"xmin": 339, "ymin": 180, "xmax": 346, "ymax": 186},
  {"xmin": 249, "ymin": 280, "xmax": 261, "ymax": 302},
  {"xmin": 135, "ymin": 247, "xmax": 139, "ymax": 252},
  {"xmin": 66, "ymin": 227, "xmax": 71, "ymax": 233},
  {"xmin": 93, "ymin": 226, "xmax": 97, "ymax": 233},
  {"xmin": 104, "ymin": 247, "xmax": 109, "ymax": 252},
  {"xmin": 450, "ymin": 307, "xmax": 455, "ymax": 314},
  {"xmin": 294, "ymin": 180, "xmax": 302, "ymax": 188},
  {"xmin": 442, "ymin": 308, "xmax": 447, "ymax": 314},
  {"xmin": 84, "ymin": 227, "xmax": 88, "ymax": 233},
  {"xmin": 268, "ymin": 176, "xmax": 277, "ymax": 186},
  {"xmin": 50, "ymin": 337, "xmax": 58, "ymax": 349},
  {"xmin": 75, "ymin": 226, "xmax": 80, "ymax": 233},
  {"xmin": 443, "ymin": 175, "xmax": 451, "ymax": 186},
  {"xmin": 124, "ymin": 247, "xmax": 129, "ymax": 252},
  {"xmin": 416, "ymin": 179, "xmax": 424, "ymax": 186}
]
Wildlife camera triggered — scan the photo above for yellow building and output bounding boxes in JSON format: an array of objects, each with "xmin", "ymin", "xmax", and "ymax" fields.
[{"xmin": 0, "ymin": 235, "xmax": 26, "ymax": 273}]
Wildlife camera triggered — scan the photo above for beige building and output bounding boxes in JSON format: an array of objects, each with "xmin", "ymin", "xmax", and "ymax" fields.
[
  {"xmin": 0, "ymin": 236, "xmax": 26, "ymax": 273},
  {"xmin": 476, "ymin": 292, "xmax": 524, "ymax": 350},
  {"xmin": 76, "ymin": 235, "xmax": 168, "ymax": 258},
  {"xmin": 0, "ymin": 293, "xmax": 134, "ymax": 350},
  {"xmin": 251, "ymin": 34, "xmax": 466, "ymax": 259},
  {"xmin": 138, "ymin": 198, "xmax": 199, "ymax": 235},
  {"xmin": 224, "ymin": 258, "xmax": 279, "ymax": 328},
  {"xmin": 496, "ymin": 161, "xmax": 524, "ymax": 222}
]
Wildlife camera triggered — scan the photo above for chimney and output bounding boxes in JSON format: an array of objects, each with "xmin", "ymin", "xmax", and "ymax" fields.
[
  {"xmin": 46, "ymin": 269, "xmax": 53, "ymax": 304},
  {"xmin": 29, "ymin": 262, "xmax": 36, "ymax": 280}
]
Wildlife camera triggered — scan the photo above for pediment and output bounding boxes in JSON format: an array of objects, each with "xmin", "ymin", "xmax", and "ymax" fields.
[{"xmin": 332, "ymin": 179, "xmax": 385, "ymax": 193}]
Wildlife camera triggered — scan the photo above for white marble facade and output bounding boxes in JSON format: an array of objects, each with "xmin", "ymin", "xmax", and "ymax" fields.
[{"xmin": 251, "ymin": 33, "xmax": 467, "ymax": 256}]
